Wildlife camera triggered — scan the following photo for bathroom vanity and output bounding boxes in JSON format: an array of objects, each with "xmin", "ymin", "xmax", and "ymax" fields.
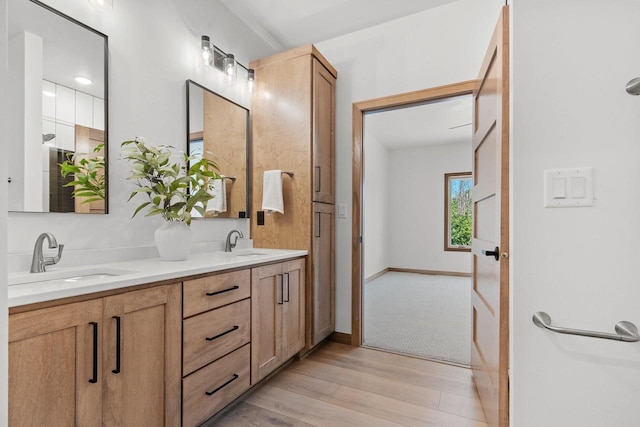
[{"xmin": 7, "ymin": 249, "xmax": 306, "ymax": 427}]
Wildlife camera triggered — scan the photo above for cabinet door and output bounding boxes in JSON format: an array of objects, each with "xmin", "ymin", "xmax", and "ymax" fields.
[
  {"xmin": 251, "ymin": 263, "xmax": 282, "ymax": 384},
  {"xmin": 9, "ymin": 299, "xmax": 103, "ymax": 427},
  {"xmin": 311, "ymin": 203, "xmax": 335, "ymax": 345},
  {"xmin": 103, "ymin": 284, "xmax": 181, "ymax": 427},
  {"xmin": 312, "ymin": 58, "xmax": 336, "ymax": 204},
  {"xmin": 281, "ymin": 258, "xmax": 306, "ymax": 361}
]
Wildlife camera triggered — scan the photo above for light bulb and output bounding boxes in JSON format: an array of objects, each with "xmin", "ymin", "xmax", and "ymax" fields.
[
  {"xmin": 201, "ymin": 35, "xmax": 212, "ymax": 67},
  {"xmin": 224, "ymin": 54, "xmax": 236, "ymax": 77},
  {"xmin": 247, "ymin": 69, "xmax": 255, "ymax": 90}
]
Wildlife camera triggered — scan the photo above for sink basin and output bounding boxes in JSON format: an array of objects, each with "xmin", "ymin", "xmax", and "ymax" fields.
[
  {"xmin": 234, "ymin": 251, "xmax": 269, "ymax": 257},
  {"xmin": 9, "ymin": 267, "xmax": 137, "ymax": 286}
]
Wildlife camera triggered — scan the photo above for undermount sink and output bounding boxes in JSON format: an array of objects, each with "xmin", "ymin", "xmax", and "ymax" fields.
[
  {"xmin": 9, "ymin": 267, "xmax": 137, "ymax": 286},
  {"xmin": 234, "ymin": 251, "xmax": 269, "ymax": 257}
]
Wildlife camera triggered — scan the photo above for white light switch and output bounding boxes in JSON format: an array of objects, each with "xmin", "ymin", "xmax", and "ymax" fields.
[
  {"xmin": 571, "ymin": 177, "xmax": 585, "ymax": 198},
  {"xmin": 338, "ymin": 204, "xmax": 347, "ymax": 218},
  {"xmin": 552, "ymin": 177, "xmax": 566, "ymax": 199},
  {"xmin": 544, "ymin": 167, "xmax": 593, "ymax": 207}
]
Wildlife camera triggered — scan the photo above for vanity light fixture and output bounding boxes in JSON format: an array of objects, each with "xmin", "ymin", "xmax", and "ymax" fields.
[
  {"xmin": 200, "ymin": 35, "xmax": 255, "ymax": 87},
  {"xmin": 75, "ymin": 76, "xmax": 93, "ymax": 85},
  {"xmin": 88, "ymin": 0, "xmax": 113, "ymax": 11}
]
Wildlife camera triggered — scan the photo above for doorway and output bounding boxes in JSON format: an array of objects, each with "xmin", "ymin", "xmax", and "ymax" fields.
[
  {"xmin": 357, "ymin": 85, "xmax": 475, "ymax": 365},
  {"xmin": 352, "ymin": 81, "xmax": 476, "ymax": 355}
]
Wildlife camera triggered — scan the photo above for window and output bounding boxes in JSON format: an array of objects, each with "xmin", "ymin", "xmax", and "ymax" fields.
[{"xmin": 445, "ymin": 172, "xmax": 472, "ymax": 252}]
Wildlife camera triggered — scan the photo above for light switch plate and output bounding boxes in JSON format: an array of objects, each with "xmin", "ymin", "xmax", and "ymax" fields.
[
  {"xmin": 544, "ymin": 167, "xmax": 593, "ymax": 207},
  {"xmin": 338, "ymin": 204, "xmax": 347, "ymax": 218}
]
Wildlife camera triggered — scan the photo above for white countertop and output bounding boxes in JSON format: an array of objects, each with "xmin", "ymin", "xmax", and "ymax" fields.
[{"xmin": 8, "ymin": 248, "xmax": 307, "ymax": 308}]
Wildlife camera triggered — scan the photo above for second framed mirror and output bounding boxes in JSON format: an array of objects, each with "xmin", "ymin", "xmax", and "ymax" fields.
[{"xmin": 187, "ymin": 80, "xmax": 249, "ymax": 219}]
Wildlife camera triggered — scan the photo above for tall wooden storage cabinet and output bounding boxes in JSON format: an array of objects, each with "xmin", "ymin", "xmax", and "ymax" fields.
[{"xmin": 250, "ymin": 45, "xmax": 337, "ymax": 348}]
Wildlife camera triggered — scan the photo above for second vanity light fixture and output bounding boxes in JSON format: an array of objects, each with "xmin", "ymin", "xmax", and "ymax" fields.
[{"xmin": 201, "ymin": 35, "xmax": 254, "ymax": 88}]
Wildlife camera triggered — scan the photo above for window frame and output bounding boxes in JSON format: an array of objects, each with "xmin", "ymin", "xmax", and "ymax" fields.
[{"xmin": 444, "ymin": 171, "xmax": 473, "ymax": 252}]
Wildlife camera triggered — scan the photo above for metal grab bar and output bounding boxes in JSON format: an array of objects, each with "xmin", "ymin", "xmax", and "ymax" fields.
[{"xmin": 532, "ymin": 312, "xmax": 640, "ymax": 342}]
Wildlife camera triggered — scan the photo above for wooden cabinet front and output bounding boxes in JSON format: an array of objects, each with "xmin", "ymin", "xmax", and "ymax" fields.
[
  {"xmin": 103, "ymin": 284, "xmax": 181, "ymax": 426},
  {"xmin": 9, "ymin": 283, "xmax": 181, "ymax": 427},
  {"xmin": 251, "ymin": 258, "xmax": 305, "ymax": 384},
  {"xmin": 312, "ymin": 58, "xmax": 336, "ymax": 204},
  {"xmin": 311, "ymin": 202, "xmax": 335, "ymax": 345},
  {"xmin": 9, "ymin": 299, "xmax": 104, "ymax": 427}
]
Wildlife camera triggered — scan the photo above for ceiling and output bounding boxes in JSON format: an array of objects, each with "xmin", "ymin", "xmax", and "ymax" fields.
[
  {"xmin": 219, "ymin": 0, "xmax": 460, "ymax": 50},
  {"xmin": 365, "ymin": 95, "xmax": 472, "ymax": 150}
]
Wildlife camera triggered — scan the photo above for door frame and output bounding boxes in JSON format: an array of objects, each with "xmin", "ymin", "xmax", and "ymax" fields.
[{"xmin": 351, "ymin": 80, "xmax": 476, "ymax": 346}]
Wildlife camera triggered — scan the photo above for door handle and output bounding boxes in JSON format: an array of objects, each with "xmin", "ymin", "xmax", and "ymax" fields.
[
  {"xmin": 482, "ymin": 246, "xmax": 500, "ymax": 261},
  {"xmin": 284, "ymin": 272, "xmax": 290, "ymax": 303},
  {"xmin": 315, "ymin": 212, "xmax": 321, "ymax": 238},
  {"xmin": 277, "ymin": 274, "xmax": 284, "ymax": 305}
]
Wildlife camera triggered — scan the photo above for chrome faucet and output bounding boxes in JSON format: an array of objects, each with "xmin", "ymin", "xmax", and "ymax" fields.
[
  {"xmin": 30, "ymin": 232, "xmax": 64, "ymax": 273},
  {"xmin": 225, "ymin": 230, "xmax": 244, "ymax": 252}
]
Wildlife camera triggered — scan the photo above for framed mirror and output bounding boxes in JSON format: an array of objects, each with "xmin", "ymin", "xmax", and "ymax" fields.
[
  {"xmin": 187, "ymin": 80, "xmax": 249, "ymax": 219},
  {"xmin": 7, "ymin": 0, "xmax": 108, "ymax": 214}
]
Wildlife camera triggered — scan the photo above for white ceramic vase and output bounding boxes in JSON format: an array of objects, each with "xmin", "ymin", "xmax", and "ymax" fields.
[{"xmin": 154, "ymin": 221, "xmax": 193, "ymax": 261}]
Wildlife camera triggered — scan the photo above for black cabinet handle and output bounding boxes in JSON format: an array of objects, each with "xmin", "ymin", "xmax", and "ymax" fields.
[
  {"xmin": 112, "ymin": 316, "xmax": 121, "ymax": 374},
  {"xmin": 277, "ymin": 274, "xmax": 284, "ymax": 305},
  {"xmin": 315, "ymin": 212, "xmax": 321, "ymax": 238},
  {"xmin": 206, "ymin": 285, "xmax": 239, "ymax": 297},
  {"xmin": 205, "ymin": 374, "xmax": 239, "ymax": 396},
  {"xmin": 482, "ymin": 246, "xmax": 500, "ymax": 261},
  {"xmin": 315, "ymin": 166, "xmax": 321, "ymax": 193},
  {"xmin": 205, "ymin": 325, "xmax": 239, "ymax": 342},
  {"xmin": 89, "ymin": 322, "xmax": 98, "ymax": 384},
  {"xmin": 284, "ymin": 273, "xmax": 290, "ymax": 303}
]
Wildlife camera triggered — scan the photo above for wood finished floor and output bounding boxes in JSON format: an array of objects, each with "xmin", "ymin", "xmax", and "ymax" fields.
[{"xmin": 213, "ymin": 342, "xmax": 487, "ymax": 426}]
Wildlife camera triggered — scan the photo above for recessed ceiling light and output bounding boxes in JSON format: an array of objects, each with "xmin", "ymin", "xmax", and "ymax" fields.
[
  {"xmin": 75, "ymin": 76, "xmax": 93, "ymax": 85},
  {"xmin": 88, "ymin": 0, "xmax": 113, "ymax": 10},
  {"xmin": 42, "ymin": 90, "xmax": 56, "ymax": 97}
]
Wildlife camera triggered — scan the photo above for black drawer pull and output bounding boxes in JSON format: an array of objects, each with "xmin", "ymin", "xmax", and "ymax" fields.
[
  {"xmin": 206, "ymin": 285, "xmax": 239, "ymax": 297},
  {"xmin": 206, "ymin": 325, "xmax": 239, "ymax": 341},
  {"xmin": 205, "ymin": 374, "xmax": 239, "ymax": 396},
  {"xmin": 112, "ymin": 316, "xmax": 121, "ymax": 374},
  {"xmin": 89, "ymin": 322, "xmax": 98, "ymax": 384}
]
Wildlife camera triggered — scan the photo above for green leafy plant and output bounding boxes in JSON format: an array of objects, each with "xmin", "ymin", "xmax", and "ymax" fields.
[
  {"xmin": 121, "ymin": 137, "xmax": 220, "ymax": 226},
  {"xmin": 59, "ymin": 143, "xmax": 106, "ymax": 204}
]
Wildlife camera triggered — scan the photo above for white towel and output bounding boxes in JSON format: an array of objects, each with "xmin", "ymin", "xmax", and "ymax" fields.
[
  {"xmin": 206, "ymin": 176, "xmax": 227, "ymax": 215},
  {"xmin": 262, "ymin": 170, "xmax": 284, "ymax": 214}
]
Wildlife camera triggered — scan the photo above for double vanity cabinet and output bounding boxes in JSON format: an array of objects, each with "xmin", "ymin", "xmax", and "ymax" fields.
[{"xmin": 8, "ymin": 253, "xmax": 306, "ymax": 426}]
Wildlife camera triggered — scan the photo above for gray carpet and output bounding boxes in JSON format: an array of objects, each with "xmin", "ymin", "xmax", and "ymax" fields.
[{"xmin": 363, "ymin": 272, "xmax": 471, "ymax": 366}]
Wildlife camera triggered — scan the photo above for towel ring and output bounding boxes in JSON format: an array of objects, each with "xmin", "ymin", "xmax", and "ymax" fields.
[
  {"xmin": 281, "ymin": 171, "xmax": 294, "ymax": 177},
  {"xmin": 223, "ymin": 176, "xmax": 236, "ymax": 182}
]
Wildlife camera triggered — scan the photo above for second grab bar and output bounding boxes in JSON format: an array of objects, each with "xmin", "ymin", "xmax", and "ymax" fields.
[{"xmin": 532, "ymin": 312, "xmax": 640, "ymax": 342}]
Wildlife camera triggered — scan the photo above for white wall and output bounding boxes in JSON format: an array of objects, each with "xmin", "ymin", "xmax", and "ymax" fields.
[
  {"xmin": 316, "ymin": 0, "xmax": 504, "ymax": 333},
  {"xmin": 388, "ymin": 142, "xmax": 471, "ymax": 273},
  {"xmin": 511, "ymin": 1, "xmax": 640, "ymax": 425},
  {"xmin": 0, "ymin": 0, "xmax": 9, "ymax": 421},
  {"xmin": 5, "ymin": 0, "xmax": 276, "ymax": 269},
  {"xmin": 363, "ymin": 133, "xmax": 389, "ymax": 279}
]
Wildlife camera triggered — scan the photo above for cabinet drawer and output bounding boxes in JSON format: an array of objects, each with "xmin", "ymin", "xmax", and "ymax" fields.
[
  {"xmin": 182, "ymin": 344, "xmax": 250, "ymax": 427},
  {"xmin": 183, "ymin": 269, "xmax": 250, "ymax": 317},
  {"xmin": 183, "ymin": 299, "xmax": 250, "ymax": 375}
]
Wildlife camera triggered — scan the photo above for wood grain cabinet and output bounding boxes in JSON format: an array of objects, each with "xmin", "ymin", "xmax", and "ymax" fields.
[
  {"xmin": 251, "ymin": 44, "xmax": 337, "ymax": 348},
  {"xmin": 251, "ymin": 258, "xmax": 305, "ymax": 384},
  {"xmin": 8, "ymin": 284, "xmax": 182, "ymax": 426},
  {"xmin": 182, "ymin": 269, "xmax": 252, "ymax": 427}
]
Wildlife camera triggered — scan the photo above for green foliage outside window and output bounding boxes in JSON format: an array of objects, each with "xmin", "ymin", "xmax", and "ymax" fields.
[{"xmin": 448, "ymin": 175, "xmax": 472, "ymax": 248}]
